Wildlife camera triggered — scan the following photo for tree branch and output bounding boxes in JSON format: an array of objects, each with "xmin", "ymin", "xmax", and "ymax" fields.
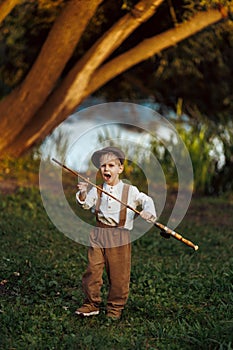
[
  {"xmin": 86, "ymin": 7, "xmax": 232, "ymax": 96},
  {"xmin": 7, "ymin": 0, "xmax": 164, "ymax": 154},
  {"xmin": 0, "ymin": 0, "xmax": 20, "ymax": 24}
]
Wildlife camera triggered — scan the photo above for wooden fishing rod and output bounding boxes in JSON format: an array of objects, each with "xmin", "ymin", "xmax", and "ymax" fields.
[{"xmin": 52, "ymin": 158, "xmax": 199, "ymax": 251}]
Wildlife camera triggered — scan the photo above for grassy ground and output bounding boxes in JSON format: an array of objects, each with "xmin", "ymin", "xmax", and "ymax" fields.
[{"xmin": 0, "ymin": 186, "xmax": 233, "ymax": 350}]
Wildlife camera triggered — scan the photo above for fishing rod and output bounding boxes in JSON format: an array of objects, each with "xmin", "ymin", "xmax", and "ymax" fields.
[{"xmin": 52, "ymin": 158, "xmax": 199, "ymax": 251}]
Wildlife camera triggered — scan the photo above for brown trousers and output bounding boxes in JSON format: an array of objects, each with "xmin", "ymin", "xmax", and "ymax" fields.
[{"xmin": 82, "ymin": 226, "xmax": 131, "ymax": 312}]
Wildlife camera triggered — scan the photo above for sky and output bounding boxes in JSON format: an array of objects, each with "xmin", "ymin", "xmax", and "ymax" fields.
[{"xmin": 40, "ymin": 100, "xmax": 170, "ymax": 172}]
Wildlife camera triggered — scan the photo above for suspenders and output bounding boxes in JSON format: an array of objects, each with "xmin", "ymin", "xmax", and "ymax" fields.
[
  {"xmin": 119, "ymin": 184, "xmax": 130, "ymax": 227},
  {"xmin": 95, "ymin": 184, "xmax": 130, "ymax": 228}
]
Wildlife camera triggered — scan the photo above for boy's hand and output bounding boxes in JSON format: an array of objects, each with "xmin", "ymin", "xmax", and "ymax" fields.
[
  {"xmin": 77, "ymin": 180, "xmax": 89, "ymax": 200},
  {"xmin": 140, "ymin": 210, "xmax": 155, "ymax": 222}
]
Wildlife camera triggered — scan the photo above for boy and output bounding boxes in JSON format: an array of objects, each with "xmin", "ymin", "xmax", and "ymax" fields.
[{"xmin": 75, "ymin": 146, "xmax": 156, "ymax": 319}]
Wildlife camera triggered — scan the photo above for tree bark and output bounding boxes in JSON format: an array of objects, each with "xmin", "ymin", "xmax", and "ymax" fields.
[
  {"xmin": 5, "ymin": 0, "xmax": 164, "ymax": 156},
  {"xmin": 0, "ymin": 0, "xmax": 20, "ymax": 24},
  {"xmin": 0, "ymin": 0, "xmax": 103, "ymax": 151}
]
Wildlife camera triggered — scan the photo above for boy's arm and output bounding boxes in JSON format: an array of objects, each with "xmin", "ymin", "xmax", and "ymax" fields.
[
  {"xmin": 140, "ymin": 209, "xmax": 155, "ymax": 221},
  {"xmin": 135, "ymin": 189, "xmax": 157, "ymax": 221},
  {"xmin": 76, "ymin": 186, "xmax": 97, "ymax": 209},
  {"xmin": 140, "ymin": 198, "xmax": 157, "ymax": 221},
  {"xmin": 77, "ymin": 181, "xmax": 88, "ymax": 201}
]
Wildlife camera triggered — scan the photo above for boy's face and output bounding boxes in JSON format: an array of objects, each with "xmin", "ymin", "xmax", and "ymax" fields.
[{"xmin": 99, "ymin": 153, "xmax": 124, "ymax": 186}]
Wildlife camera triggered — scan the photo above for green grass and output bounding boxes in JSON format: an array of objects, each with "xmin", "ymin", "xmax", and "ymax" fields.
[{"xmin": 0, "ymin": 187, "xmax": 233, "ymax": 350}]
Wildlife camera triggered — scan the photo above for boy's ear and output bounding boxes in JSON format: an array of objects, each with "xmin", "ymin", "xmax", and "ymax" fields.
[{"xmin": 118, "ymin": 164, "xmax": 124, "ymax": 174}]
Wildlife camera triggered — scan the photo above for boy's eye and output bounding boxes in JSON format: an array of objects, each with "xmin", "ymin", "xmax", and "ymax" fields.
[{"xmin": 101, "ymin": 163, "xmax": 115, "ymax": 168}]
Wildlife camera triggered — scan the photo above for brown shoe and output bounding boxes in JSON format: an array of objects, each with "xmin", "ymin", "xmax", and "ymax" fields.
[
  {"xmin": 75, "ymin": 303, "xmax": 99, "ymax": 317},
  {"xmin": 106, "ymin": 309, "xmax": 122, "ymax": 319}
]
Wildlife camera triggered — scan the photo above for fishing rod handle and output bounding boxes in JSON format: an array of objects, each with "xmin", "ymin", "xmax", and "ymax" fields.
[{"xmin": 149, "ymin": 216, "xmax": 198, "ymax": 251}]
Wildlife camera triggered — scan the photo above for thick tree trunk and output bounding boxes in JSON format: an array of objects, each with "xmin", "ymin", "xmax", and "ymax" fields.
[
  {"xmin": 0, "ymin": 0, "xmax": 103, "ymax": 151},
  {"xmin": 5, "ymin": 0, "xmax": 164, "ymax": 156}
]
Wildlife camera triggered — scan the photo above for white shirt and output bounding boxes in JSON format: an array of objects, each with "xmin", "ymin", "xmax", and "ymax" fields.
[{"xmin": 76, "ymin": 180, "xmax": 156, "ymax": 230}]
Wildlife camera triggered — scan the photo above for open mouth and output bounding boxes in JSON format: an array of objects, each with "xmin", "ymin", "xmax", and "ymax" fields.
[{"xmin": 103, "ymin": 173, "xmax": 111, "ymax": 181}]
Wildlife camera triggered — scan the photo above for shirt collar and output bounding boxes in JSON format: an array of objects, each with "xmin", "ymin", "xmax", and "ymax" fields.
[{"xmin": 104, "ymin": 180, "xmax": 123, "ymax": 190}]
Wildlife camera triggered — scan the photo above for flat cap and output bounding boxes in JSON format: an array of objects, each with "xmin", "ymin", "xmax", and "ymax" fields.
[{"xmin": 91, "ymin": 146, "xmax": 125, "ymax": 168}]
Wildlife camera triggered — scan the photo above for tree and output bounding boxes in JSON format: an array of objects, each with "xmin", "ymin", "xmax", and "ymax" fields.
[
  {"xmin": 0, "ymin": 0, "xmax": 21, "ymax": 24},
  {"xmin": 0, "ymin": 0, "xmax": 231, "ymax": 156}
]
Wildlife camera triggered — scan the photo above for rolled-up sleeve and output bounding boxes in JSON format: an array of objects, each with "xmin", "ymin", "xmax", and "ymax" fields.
[{"xmin": 134, "ymin": 189, "xmax": 157, "ymax": 218}]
